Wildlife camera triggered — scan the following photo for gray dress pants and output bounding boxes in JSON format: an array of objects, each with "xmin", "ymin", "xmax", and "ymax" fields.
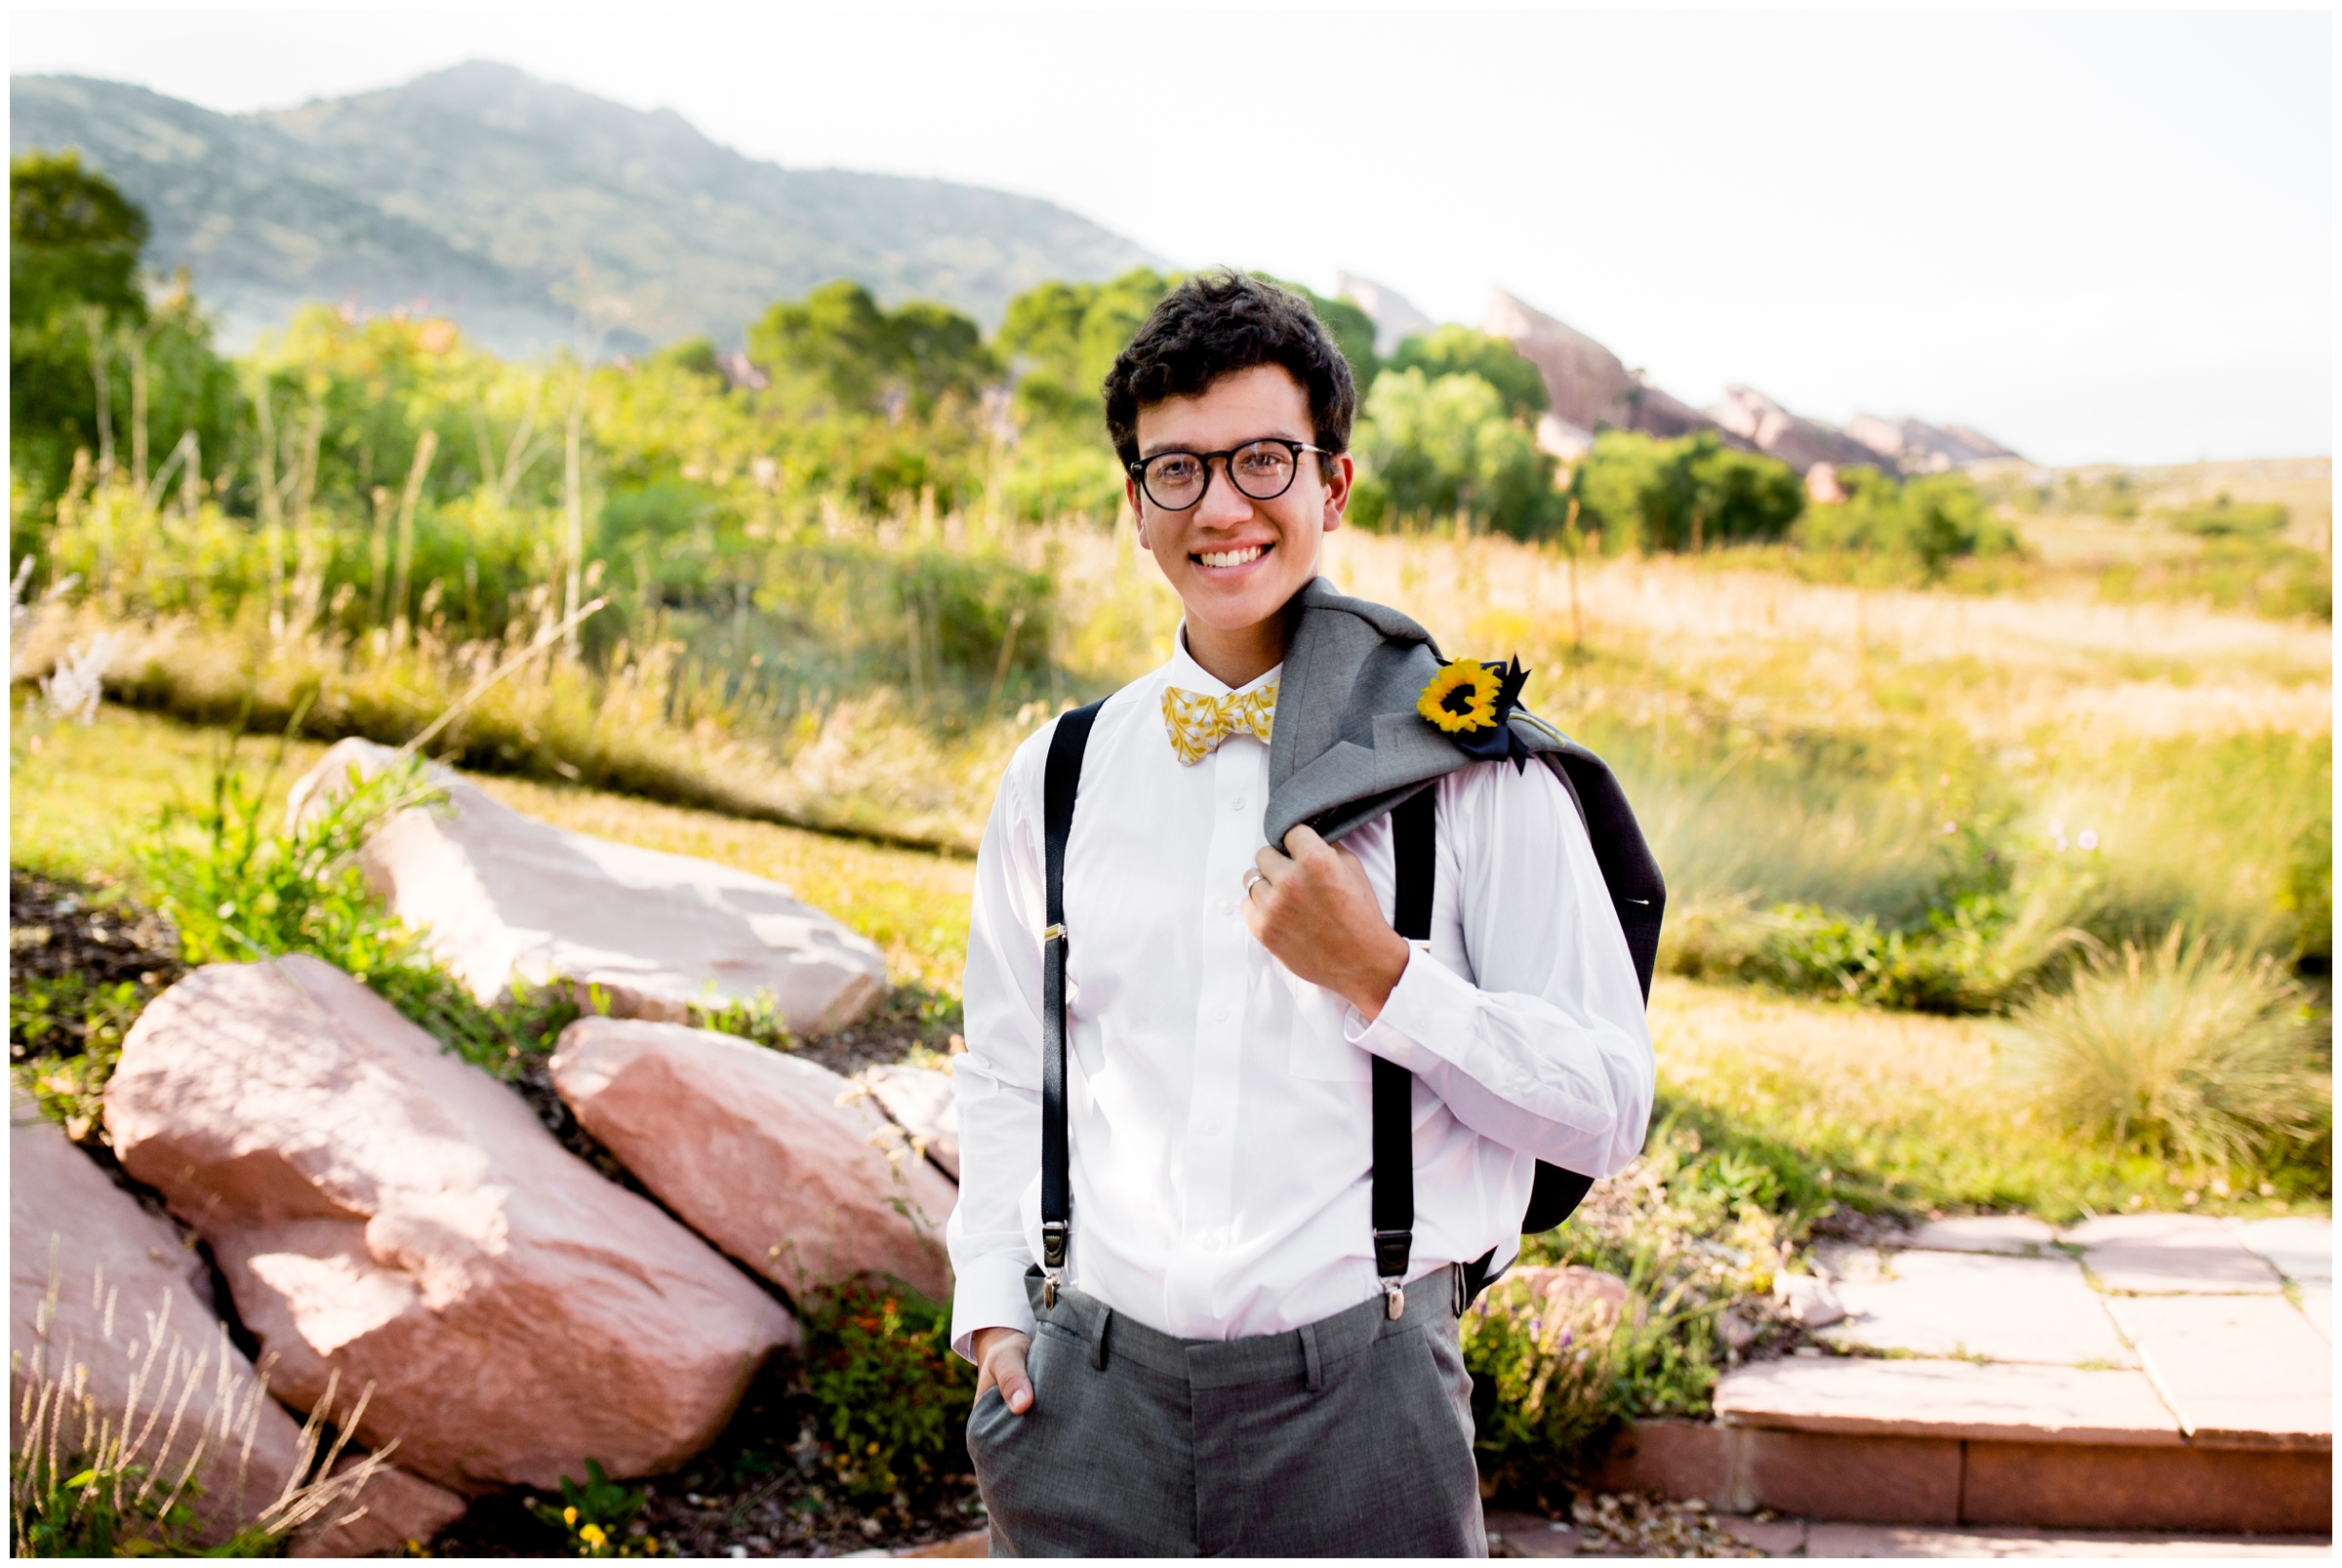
[{"xmin": 967, "ymin": 1267, "xmax": 1486, "ymax": 1557}]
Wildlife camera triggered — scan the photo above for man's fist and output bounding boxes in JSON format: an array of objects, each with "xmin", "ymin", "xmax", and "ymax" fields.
[
  {"xmin": 1241, "ymin": 824, "xmax": 1410, "ymax": 1020},
  {"xmin": 972, "ymin": 1326, "xmax": 1034, "ymax": 1415}
]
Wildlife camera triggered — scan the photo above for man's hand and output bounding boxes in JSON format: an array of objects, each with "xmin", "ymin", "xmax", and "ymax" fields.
[
  {"xmin": 972, "ymin": 1326, "xmax": 1034, "ymax": 1415},
  {"xmin": 1243, "ymin": 824, "xmax": 1411, "ymax": 1021}
]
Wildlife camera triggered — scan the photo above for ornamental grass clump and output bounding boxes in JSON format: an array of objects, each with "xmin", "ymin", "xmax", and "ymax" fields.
[
  {"xmin": 12, "ymin": 1265, "xmax": 392, "ymax": 1555},
  {"xmin": 2004, "ymin": 925, "xmax": 2330, "ymax": 1171}
]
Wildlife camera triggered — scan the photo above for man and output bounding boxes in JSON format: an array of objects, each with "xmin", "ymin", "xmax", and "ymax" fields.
[{"xmin": 948, "ymin": 271, "xmax": 1655, "ymax": 1556}]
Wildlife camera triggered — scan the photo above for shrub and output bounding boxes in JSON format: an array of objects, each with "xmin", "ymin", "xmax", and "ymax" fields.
[
  {"xmin": 2164, "ymin": 495, "xmax": 2288, "ymax": 538},
  {"xmin": 1570, "ymin": 430, "xmax": 1803, "ymax": 554},
  {"xmin": 797, "ymin": 1279, "xmax": 974, "ymax": 1504},
  {"xmin": 135, "ymin": 739, "xmax": 583, "ymax": 1077},
  {"xmin": 2003, "ymin": 925, "xmax": 2331, "ymax": 1170},
  {"xmin": 1460, "ymin": 1270, "xmax": 1619, "ymax": 1505},
  {"xmin": 1796, "ymin": 467, "xmax": 2017, "ymax": 578}
]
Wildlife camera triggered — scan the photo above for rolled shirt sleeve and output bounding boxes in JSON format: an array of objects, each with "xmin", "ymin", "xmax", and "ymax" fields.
[{"xmin": 1344, "ymin": 758, "xmax": 1655, "ymax": 1180}]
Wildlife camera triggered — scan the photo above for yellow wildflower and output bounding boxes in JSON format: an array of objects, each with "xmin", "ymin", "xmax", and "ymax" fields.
[
  {"xmin": 1417, "ymin": 662, "xmax": 1501, "ymax": 734},
  {"xmin": 564, "ymin": 1507, "xmax": 579, "ymax": 1528},
  {"xmin": 580, "ymin": 1522, "xmax": 607, "ymax": 1548}
]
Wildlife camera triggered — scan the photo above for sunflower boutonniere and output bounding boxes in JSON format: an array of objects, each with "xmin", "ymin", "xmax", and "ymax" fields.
[{"xmin": 1416, "ymin": 655, "xmax": 1534, "ymax": 769}]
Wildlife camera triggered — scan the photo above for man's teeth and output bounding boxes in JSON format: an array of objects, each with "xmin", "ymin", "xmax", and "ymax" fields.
[{"xmin": 1198, "ymin": 545, "xmax": 1266, "ymax": 569}]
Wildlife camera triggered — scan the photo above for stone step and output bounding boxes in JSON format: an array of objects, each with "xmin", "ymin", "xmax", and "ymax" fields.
[{"xmin": 1593, "ymin": 1354, "xmax": 2331, "ymax": 1536}]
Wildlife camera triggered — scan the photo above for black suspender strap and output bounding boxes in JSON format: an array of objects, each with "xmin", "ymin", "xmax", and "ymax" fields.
[
  {"xmin": 1373, "ymin": 784, "xmax": 1436, "ymax": 1316},
  {"xmin": 1038, "ymin": 699, "xmax": 1106, "ymax": 1307}
]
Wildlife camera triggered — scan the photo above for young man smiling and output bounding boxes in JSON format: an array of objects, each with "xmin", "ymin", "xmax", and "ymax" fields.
[{"xmin": 949, "ymin": 273, "xmax": 1657, "ymax": 1557}]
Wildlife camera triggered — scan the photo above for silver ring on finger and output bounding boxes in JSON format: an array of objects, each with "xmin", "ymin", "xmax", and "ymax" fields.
[{"xmin": 1243, "ymin": 868, "xmax": 1269, "ymax": 894}]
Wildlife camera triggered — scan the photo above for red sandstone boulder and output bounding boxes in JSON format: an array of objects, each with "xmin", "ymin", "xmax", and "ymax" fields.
[
  {"xmin": 551, "ymin": 1019, "xmax": 956, "ymax": 1304},
  {"xmin": 854, "ymin": 1062, "xmax": 961, "ymax": 1181},
  {"xmin": 102, "ymin": 956, "xmax": 794, "ymax": 1493},
  {"xmin": 10, "ymin": 1096, "xmax": 464, "ymax": 1552},
  {"xmin": 288, "ymin": 738, "xmax": 886, "ymax": 1032}
]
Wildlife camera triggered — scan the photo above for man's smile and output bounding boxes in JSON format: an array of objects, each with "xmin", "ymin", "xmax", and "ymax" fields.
[{"xmin": 1193, "ymin": 543, "xmax": 1271, "ymax": 570}]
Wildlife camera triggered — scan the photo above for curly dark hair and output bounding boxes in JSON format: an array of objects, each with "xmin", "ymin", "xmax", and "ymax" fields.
[{"xmin": 1102, "ymin": 270, "xmax": 1358, "ymax": 474}]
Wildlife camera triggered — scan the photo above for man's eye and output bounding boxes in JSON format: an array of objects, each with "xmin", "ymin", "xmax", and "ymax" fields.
[{"xmin": 1155, "ymin": 459, "xmax": 1200, "ymax": 483}]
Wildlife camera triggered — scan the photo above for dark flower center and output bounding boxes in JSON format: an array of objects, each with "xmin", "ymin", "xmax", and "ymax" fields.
[{"xmin": 1441, "ymin": 684, "xmax": 1478, "ymax": 716}]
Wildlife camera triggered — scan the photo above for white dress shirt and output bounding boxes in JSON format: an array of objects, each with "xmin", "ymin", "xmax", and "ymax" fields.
[{"xmin": 947, "ymin": 629, "xmax": 1654, "ymax": 1359}]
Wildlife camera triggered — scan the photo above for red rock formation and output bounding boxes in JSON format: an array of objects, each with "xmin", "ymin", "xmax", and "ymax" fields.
[
  {"xmin": 104, "ymin": 957, "xmax": 793, "ymax": 1493},
  {"xmin": 551, "ymin": 1019, "xmax": 956, "ymax": 1303}
]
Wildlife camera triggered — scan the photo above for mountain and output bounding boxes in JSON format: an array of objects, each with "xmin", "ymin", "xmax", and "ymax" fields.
[
  {"xmin": 1342, "ymin": 286, "xmax": 2023, "ymax": 471},
  {"xmin": 1710, "ymin": 386, "xmax": 1879, "ymax": 472},
  {"xmin": 1481, "ymin": 290, "xmax": 1734, "ymax": 455},
  {"xmin": 11, "ymin": 64, "xmax": 1161, "ymax": 356}
]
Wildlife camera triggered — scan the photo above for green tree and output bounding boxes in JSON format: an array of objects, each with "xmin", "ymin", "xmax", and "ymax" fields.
[
  {"xmin": 1570, "ymin": 430, "xmax": 1803, "ymax": 553},
  {"xmin": 997, "ymin": 268, "xmax": 1173, "ymax": 424},
  {"xmin": 1352, "ymin": 367, "xmax": 1562, "ymax": 539},
  {"xmin": 11, "ymin": 150, "xmax": 238, "ymax": 517},
  {"xmin": 747, "ymin": 282, "xmax": 994, "ymax": 422},
  {"xmin": 1388, "ymin": 325, "xmax": 1546, "ymax": 423},
  {"xmin": 1796, "ymin": 465, "xmax": 2012, "ymax": 578}
]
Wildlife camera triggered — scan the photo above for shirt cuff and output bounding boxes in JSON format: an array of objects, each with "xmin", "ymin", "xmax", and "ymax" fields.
[
  {"xmin": 949, "ymin": 1253, "xmax": 1038, "ymax": 1364},
  {"xmin": 1344, "ymin": 941, "xmax": 1476, "ymax": 1072}
]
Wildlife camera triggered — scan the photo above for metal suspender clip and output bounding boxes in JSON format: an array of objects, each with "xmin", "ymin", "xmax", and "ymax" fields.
[
  {"xmin": 1041, "ymin": 1221, "xmax": 1069, "ymax": 1307},
  {"xmin": 1375, "ymin": 1228, "xmax": 1411, "ymax": 1319}
]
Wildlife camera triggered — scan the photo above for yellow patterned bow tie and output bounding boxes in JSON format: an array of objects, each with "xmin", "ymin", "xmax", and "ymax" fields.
[{"xmin": 1162, "ymin": 682, "xmax": 1277, "ymax": 765}]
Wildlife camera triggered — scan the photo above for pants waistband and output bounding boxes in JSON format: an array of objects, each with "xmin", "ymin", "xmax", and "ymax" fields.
[{"xmin": 1021, "ymin": 1266, "xmax": 1460, "ymax": 1391}]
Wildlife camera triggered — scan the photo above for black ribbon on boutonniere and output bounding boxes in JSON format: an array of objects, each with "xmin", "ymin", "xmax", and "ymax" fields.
[{"xmin": 1416, "ymin": 655, "xmax": 1535, "ymax": 771}]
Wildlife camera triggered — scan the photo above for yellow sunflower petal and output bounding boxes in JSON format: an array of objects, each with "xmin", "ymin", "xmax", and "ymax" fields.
[{"xmin": 1418, "ymin": 662, "xmax": 1502, "ymax": 733}]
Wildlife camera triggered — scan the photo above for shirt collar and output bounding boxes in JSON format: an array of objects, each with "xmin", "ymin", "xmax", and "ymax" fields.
[{"xmin": 1165, "ymin": 621, "xmax": 1282, "ymax": 699}]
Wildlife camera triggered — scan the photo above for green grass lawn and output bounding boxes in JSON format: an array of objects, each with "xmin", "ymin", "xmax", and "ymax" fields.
[
  {"xmin": 9, "ymin": 699, "xmax": 975, "ymax": 996},
  {"xmin": 17, "ymin": 696, "xmax": 2321, "ymax": 1225}
]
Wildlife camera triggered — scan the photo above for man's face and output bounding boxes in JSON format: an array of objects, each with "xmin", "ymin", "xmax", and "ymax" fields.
[{"xmin": 1127, "ymin": 363, "xmax": 1352, "ymax": 646}]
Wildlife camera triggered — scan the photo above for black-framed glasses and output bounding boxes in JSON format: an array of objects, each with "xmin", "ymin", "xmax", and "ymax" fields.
[{"xmin": 1128, "ymin": 438, "xmax": 1328, "ymax": 511}]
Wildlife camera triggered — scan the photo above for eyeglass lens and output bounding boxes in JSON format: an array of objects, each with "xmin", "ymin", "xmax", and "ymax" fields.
[{"xmin": 1142, "ymin": 441, "xmax": 1300, "ymax": 509}]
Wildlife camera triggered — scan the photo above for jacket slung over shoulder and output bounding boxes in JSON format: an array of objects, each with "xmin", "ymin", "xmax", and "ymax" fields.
[{"xmin": 1264, "ymin": 575, "xmax": 1669, "ymax": 997}]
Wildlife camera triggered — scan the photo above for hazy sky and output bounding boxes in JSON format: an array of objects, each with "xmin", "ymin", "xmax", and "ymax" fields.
[{"xmin": 13, "ymin": 6, "xmax": 2333, "ymax": 465}]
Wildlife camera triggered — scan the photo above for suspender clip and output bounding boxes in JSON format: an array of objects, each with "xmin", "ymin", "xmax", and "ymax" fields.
[
  {"xmin": 1041, "ymin": 1221, "xmax": 1069, "ymax": 1269},
  {"xmin": 1383, "ymin": 1279, "xmax": 1405, "ymax": 1319}
]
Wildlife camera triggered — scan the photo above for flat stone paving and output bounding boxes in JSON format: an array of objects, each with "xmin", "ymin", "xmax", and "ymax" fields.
[
  {"xmin": 1904, "ymin": 1215, "xmax": 2060, "ymax": 1257},
  {"xmin": 2227, "ymin": 1218, "xmax": 2332, "ymax": 1282},
  {"xmin": 1483, "ymin": 1509, "xmax": 2329, "ymax": 1558},
  {"xmin": 1713, "ymin": 1214, "xmax": 2331, "ymax": 1530},
  {"xmin": 1716, "ymin": 1357, "xmax": 2180, "ymax": 1445},
  {"xmin": 2104, "ymin": 1295, "xmax": 2332, "ymax": 1449},
  {"xmin": 2064, "ymin": 1214, "xmax": 2285, "ymax": 1295},
  {"xmin": 1814, "ymin": 1249, "xmax": 2137, "ymax": 1366}
]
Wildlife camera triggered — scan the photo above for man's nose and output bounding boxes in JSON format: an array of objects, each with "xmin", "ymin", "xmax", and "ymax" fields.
[{"xmin": 1192, "ymin": 458, "xmax": 1256, "ymax": 528}]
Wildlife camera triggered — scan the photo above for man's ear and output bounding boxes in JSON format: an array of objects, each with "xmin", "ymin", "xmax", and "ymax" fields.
[
  {"xmin": 1126, "ymin": 476, "xmax": 1150, "ymax": 549},
  {"xmin": 1321, "ymin": 451, "xmax": 1354, "ymax": 533}
]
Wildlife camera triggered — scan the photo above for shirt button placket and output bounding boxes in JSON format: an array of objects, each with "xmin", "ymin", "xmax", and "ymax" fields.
[{"xmin": 1179, "ymin": 740, "xmax": 1253, "ymax": 1297}]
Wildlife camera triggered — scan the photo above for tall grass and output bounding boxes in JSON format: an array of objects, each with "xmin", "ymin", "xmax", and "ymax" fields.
[
  {"xmin": 12, "ymin": 1257, "xmax": 393, "ymax": 1554},
  {"xmin": 2004, "ymin": 926, "xmax": 2331, "ymax": 1171},
  {"xmin": 15, "ymin": 473, "xmax": 2329, "ymax": 1010}
]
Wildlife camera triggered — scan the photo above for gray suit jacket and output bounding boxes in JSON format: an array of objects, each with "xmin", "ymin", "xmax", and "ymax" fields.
[{"xmin": 1263, "ymin": 576, "xmax": 1667, "ymax": 995}]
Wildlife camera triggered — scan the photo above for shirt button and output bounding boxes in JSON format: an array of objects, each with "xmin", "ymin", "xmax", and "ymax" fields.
[
  {"xmin": 1196, "ymin": 1121, "xmax": 1220, "ymax": 1138},
  {"xmin": 1220, "ymin": 899, "xmax": 1237, "ymax": 916},
  {"xmin": 1229, "ymin": 796, "xmax": 1246, "ymax": 813}
]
